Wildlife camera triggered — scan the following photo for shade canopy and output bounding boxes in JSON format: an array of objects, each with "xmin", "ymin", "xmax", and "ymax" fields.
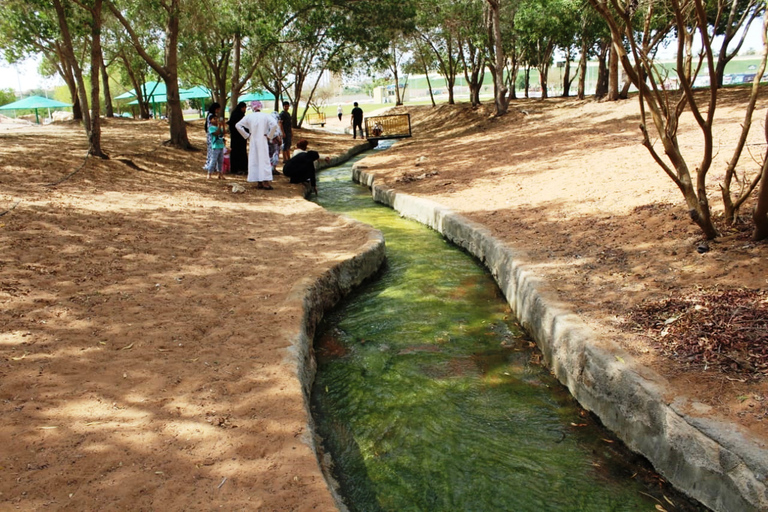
[
  {"xmin": 114, "ymin": 81, "xmax": 166, "ymax": 101},
  {"xmin": 0, "ymin": 95, "xmax": 72, "ymax": 110},
  {"xmin": 238, "ymin": 91, "xmax": 275, "ymax": 103},
  {"xmin": 180, "ymin": 86, "xmax": 211, "ymax": 100},
  {"xmin": 124, "ymin": 85, "xmax": 212, "ymax": 105}
]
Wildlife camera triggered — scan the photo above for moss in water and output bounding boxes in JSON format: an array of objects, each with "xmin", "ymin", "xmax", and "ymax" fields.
[{"xmin": 312, "ymin": 160, "xmax": 700, "ymax": 512}]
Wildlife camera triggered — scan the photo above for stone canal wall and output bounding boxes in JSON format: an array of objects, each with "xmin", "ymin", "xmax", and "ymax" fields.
[
  {"xmin": 283, "ymin": 224, "xmax": 385, "ymax": 511},
  {"xmin": 352, "ymin": 164, "xmax": 768, "ymax": 512}
]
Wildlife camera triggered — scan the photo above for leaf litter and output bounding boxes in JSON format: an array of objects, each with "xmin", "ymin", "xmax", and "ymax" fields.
[{"xmin": 629, "ymin": 288, "xmax": 768, "ymax": 378}]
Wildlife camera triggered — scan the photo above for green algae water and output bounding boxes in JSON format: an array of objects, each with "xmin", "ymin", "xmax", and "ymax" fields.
[{"xmin": 310, "ymin": 151, "xmax": 694, "ymax": 512}]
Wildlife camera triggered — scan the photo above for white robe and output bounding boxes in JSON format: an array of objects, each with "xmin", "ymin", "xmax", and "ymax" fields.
[{"xmin": 236, "ymin": 112, "xmax": 278, "ymax": 183}]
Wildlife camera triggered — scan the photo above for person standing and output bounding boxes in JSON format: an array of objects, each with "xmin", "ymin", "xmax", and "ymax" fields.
[
  {"xmin": 269, "ymin": 111, "xmax": 283, "ymax": 175},
  {"xmin": 227, "ymin": 102, "xmax": 248, "ymax": 175},
  {"xmin": 351, "ymin": 102, "xmax": 364, "ymax": 139},
  {"xmin": 204, "ymin": 107, "xmax": 226, "ymax": 180},
  {"xmin": 235, "ymin": 100, "xmax": 279, "ymax": 190},
  {"xmin": 337, "ymin": 104, "xmax": 343, "ymax": 122},
  {"xmin": 203, "ymin": 102, "xmax": 221, "ymax": 170},
  {"xmin": 279, "ymin": 101, "xmax": 293, "ymax": 163}
]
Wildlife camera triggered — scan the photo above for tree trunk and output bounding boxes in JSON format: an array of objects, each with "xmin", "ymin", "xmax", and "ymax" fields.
[
  {"xmin": 562, "ymin": 58, "xmax": 571, "ymax": 97},
  {"xmin": 507, "ymin": 64, "xmax": 518, "ymax": 100},
  {"xmin": 163, "ymin": 1, "xmax": 190, "ymax": 148},
  {"xmin": 120, "ymin": 53, "xmax": 150, "ymax": 119},
  {"xmin": 460, "ymin": 42, "xmax": 484, "ymax": 107},
  {"xmin": 214, "ymin": 72, "xmax": 227, "ymax": 112},
  {"xmin": 506, "ymin": 49, "xmax": 519, "ymax": 101},
  {"xmin": 753, "ymin": 111, "xmax": 768, "ymax": 240},
  {"xmin": 619, "ymin": 75, "xmax": 631, "ymax": 99},
  {"xmin": 52, "ymin": 0, "xmax": 92, "ymax": 146},
  {"xmin": 754, "ymin": 158, "xmax": 768, "ymax": 240},
  {"xmin": 577, "ymin": 44, "xmax": 587, "ymax": 99},
  {"xmin": 539, "ymin": 64, "xmax": 548, "ymax": 98},
  {"xmin": 419, "ymin": 46, "xmax": 436, "ymax": 107},
  {"xmin": 393, "ymin": 65, "xmax": 402, "ymax": 105},
  {"xmin": 524, "ymin": 66, "xmax": 530, "ymax": 98},
  {"xmin": 274, "ymin": 79, "xmax": 282, "ymax": 112},
  {"xmin": 715, "ymin": 56, "xmax": 728, "ymax": 89},
  {"xmin": 595, "ymin": 41, "xmax": 609, "ymax": 97},
  {"xmin": 59, "ymin": 56, "xmax": 83, "ymax": 120},
  {"xmin": 164, "ymin": 73, "xmax": 189, "ymax": 148},
  {"xmin": 229, "ymin": 33, "xmax": 242, "ymax": 112},
  {"xmin": 607, "ymin": 36, "xmax": 619, "ymax": 100},
  {"xmin": 100, "ymin": 52, "xmax": 113, "ymax": 117},
  {"xmin": 88, "ymin": 0, "xmax": 106, "ymax": 158},
  {"xmin": 487, "ymin": 0, "xmax": 509, "ymax": 115}
]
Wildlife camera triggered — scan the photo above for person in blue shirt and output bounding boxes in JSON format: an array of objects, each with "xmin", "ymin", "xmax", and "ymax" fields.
[
  {"xmin": 203, "ymin": 102, "xmax": 221, "ymax": 171},
  {"xmin": 204, "ymin": 105, "xmax": 226, "ymax": 180}
]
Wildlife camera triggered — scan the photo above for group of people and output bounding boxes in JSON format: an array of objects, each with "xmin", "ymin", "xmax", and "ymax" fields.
[{"xmin": 203, "ymin": 99, "xmax": 324, "ymax": 192}]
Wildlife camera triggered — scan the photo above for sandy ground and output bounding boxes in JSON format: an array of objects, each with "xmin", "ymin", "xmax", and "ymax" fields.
[
  {"xmin": 0, "ymin": 119, "xmax": 371, "ymax": 511},
  {"xmin": 0, "ymin": 89, "xmax": 766, "ymax": 510}
]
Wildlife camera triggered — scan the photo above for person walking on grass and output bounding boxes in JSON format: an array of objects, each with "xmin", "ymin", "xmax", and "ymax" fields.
[
  {"xmin": 351, "ymin": 102, "xmax": 364, "ymax": 139},
  {"xmin": 235, "ymin": 100, "xmax": 278, "ymax": 190}
]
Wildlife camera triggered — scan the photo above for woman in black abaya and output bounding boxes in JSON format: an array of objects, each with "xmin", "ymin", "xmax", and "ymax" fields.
[{"xmin": 227, "ymin": 102, "xmax": 248, "ymax": 175}]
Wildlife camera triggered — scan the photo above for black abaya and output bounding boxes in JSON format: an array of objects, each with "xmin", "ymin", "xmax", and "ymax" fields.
[
  {"xmin": 228, "ymin": 127, "xmax": 248, "ymax": 175},
  {"xmin": 227, "ymin": 104, "xmax": 249, "ymax": 175}
]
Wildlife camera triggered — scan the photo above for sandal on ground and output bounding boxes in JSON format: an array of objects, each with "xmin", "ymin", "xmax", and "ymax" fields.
[
  {"xmin": 256, "ymin": 183, "xmax": 265, "ymax": 189},
  {"xmin": 263, "ymin": 184, "xmax": 274, "ymax": 190}
]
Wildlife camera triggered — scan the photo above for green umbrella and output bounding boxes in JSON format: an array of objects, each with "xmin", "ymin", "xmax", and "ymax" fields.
[{"xmin": 0, "ymin": 95, "xmax": 72, "ymax": 124}]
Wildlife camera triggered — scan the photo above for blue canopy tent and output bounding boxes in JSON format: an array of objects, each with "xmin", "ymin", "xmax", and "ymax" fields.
[{"xmin": 0, "ymin": 95, "xmax": 72, "ymax": 124}]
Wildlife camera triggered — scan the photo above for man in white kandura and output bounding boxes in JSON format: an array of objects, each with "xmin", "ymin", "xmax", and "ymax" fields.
[{"xmin": 236, "ymin": 100, "xmax": 279, "ymax": 190}]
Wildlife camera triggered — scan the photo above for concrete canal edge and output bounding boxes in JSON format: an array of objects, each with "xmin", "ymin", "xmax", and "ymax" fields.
[
  {"xmin": 282, "ymin": 223, "xmax": 385, "ymax": 511},
  {"xmin": 318, "ymin": 141, "xmax": 375, "ymax": 171},
  {"xmin": 352, "ymin": 165, "xmax": 768, "ymax": 512}
]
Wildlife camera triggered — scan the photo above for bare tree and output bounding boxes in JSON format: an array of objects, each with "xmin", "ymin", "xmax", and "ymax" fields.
[{"xmin": 588, "ymin": 0, "xmax": 767, "ymax": 239}]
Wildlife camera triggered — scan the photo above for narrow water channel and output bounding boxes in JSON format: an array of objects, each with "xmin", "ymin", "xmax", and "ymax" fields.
[{"xmin": 310, "ymin": 150, "xmax": 697, "ymax": 512}]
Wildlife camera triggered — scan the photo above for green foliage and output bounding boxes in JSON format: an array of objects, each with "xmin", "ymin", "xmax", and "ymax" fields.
[
  {"xmin": 0, "ymin": 0, "xmax": 61, "ymax": 63},
  {"xmin": 0, "ymin": 88, "xmax": 17, "ymax": 106}
]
